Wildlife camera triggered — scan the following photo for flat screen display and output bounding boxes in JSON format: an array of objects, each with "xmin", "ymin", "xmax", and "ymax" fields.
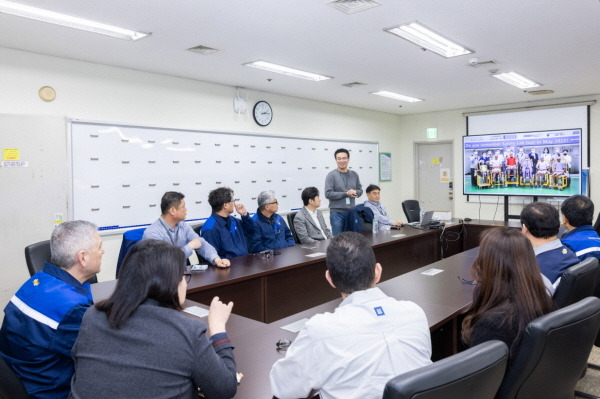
[{"xmin": 463, "ymin": 128, "xmax": 582, "ymax": 197}]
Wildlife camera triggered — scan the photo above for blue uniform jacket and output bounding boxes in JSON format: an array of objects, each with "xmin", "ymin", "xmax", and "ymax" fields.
[
  {"xmin": 201, "ymin": 213, "xmax": 254, "ymax": 259},
  {"xmin": 248, "ymin": 210, "xmax": 296, "ymax": 253},
  {"xmin": 561, "ymin": 225, "xmax": 600, "ymax": 261},
  {"xmin": 0, "ymin": 263, "xmax": 93, "ymax": 399}
]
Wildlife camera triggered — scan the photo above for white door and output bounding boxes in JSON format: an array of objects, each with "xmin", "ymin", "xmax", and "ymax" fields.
[{"xmin": 416, "ymin": 142, "xmax": 454, "ymax": 213}]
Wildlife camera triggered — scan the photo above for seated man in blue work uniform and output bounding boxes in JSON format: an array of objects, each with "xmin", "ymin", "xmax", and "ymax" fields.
[
  {"xmin": 520, "ymin": 201, "xmax": 580, "ymax": 295},
  {"xmin": 269, "ymin": 232, "xmax": 432, "ymax": 399},
  {"xmin": 560, "ymin": 195, "xmax": 600, "ymax": 260},
  {"xmin": 0, "ymin": 220, "xmax": 102, "ymax": 398},
  {"xmin": 143, "ymin": 191, "xmax": 229, "ymax": 267},
  {"xmin": 201, "ymin": 186, "xmax": 254, "ymax": 259},
  {"xmin": 247, "ymin": 190, "xmax": 296, "ymax": 253}
]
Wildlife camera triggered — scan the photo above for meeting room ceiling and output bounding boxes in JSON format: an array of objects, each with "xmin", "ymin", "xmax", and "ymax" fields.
[{"xmin": 1, "ymin": 0, "xmax": 599, "ymax": 115}]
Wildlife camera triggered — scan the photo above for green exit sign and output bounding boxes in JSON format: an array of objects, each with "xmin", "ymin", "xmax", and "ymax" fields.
[{"xmin": 426, "ymin": 128, "xmax": 438, "ymax": 139}]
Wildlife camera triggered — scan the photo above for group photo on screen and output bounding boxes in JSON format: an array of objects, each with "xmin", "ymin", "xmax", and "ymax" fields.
[{"xmin": 463, "ymin": 128, "xmax": 582, "ymax": 197}]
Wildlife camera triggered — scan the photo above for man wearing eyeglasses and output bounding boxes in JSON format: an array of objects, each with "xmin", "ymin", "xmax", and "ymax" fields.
[
  {"xmin": 325, "ymin": 148, "xmax": 363, "ymax": 236},
  {"xmin": 246, "ymin": 190, "xmax": 295, "ymax": 253},
  {"xmin": 270, "ymin": 232, "xmax": 431, "ymax": 399},
  {"xmin": 201, "ymin": 187, "xmax": 255, "ymax": 259}
]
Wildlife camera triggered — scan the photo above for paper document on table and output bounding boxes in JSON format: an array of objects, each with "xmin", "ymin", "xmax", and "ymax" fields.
[
  {"xmin": 305, "ymin": 252, "xmax": 325, "ymax": 258},
  {"xmin": 280, "ymin": 318, "xmax": 308, "ymax": 333},
  {"xmin": 183, "ymin": 306, "xmax": 209, "ymax": 318},
  {"xmin": 421, "ymin": 268, "xmax": 444, "ymax": 276},
  {"xmin": 433, "ymin": 211, "xmax": 452, "ymax": 221}
]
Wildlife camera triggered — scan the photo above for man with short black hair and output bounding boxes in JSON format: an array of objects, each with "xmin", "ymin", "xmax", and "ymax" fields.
[
  {"xmin": 520, "ymin": 202, "xmax": 579, "ymax": 295},
  {"xmin": 293, "ymin": 186, "xmax": 332, "ymax": 244},
  {"xmin": 325, "ymin": 148, "xmax": 363, "ymax": 236},
  {"xmin": 247, "ymin": 190, "xmax": 295, "ymax": 253},
  {"xmin": 363, "ymin": 184, "xmax": 403, "ymax": 227},
  {"xmin": 0, "ymin": 220, "xmax": 102, "ymax": 398},
  {"xmin": 143, "ymin": 191, "xmax": 229, "ymax": 267},
  {"xmin": 270, "ymin": 232, "xmax": 431, "ymax": 399},
  {"xmin": 201, "ymin": 187, "xmax": 254, "ymax": 259},
  {"xmin": 560, "ymin": 195, "xmax": 600, "ymax": 260}
]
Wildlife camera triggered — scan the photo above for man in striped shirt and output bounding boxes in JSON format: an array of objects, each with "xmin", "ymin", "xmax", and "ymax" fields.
[{"xmin": 0, "ymin": 220, "xmax": 102, "ymax": 398}]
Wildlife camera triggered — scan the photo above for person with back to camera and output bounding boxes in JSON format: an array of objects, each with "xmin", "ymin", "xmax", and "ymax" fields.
[
  {"xmin": 143, "ymin": 191, "xmax": 230, "ymax": 267},
  {"xmin": 70, "ymin": 240, "xmax": 237, "ymax": 399},
  {"xmin": 325, "ymin": 148, "xmax": 363, "ymax": 236},
  {"xmin": 0, "ymin": 220, "xmax": 102, "ymax": 399},
  {"xmin": 246, "ymin": 190, "xmax": 296, "ymax": 253},
  {"xmin": 520, "ymin": 202, "xmax": 579, "ymax": 295},
  {"xmin": 461, "ymin": 227, "xmax": 555, "ymax": 363},
  {"xmin": 270, "ymin": 232, "xmax": 432, "ymax": 399},
  {"xmin": 560, "ymin": 195, "xmax": 600, "ymax": 261},
  {"xmin": 293, "ymin": 186, "xmax": 333, "ymax": 244},
  {"xmin": 201, "ymin": 187, "xmax": 255, "ymax": 259}
]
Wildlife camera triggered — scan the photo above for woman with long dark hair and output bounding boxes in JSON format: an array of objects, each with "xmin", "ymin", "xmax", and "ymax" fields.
[
  {"xmin": 70, "ymin": 239, "xmax": 237, "ymax": 399},
  {"xmin": 461, "ymin": 227, "xmax": 555, "ymax": 361}
]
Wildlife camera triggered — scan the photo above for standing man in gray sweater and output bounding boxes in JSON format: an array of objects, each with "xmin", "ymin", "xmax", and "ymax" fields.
[{"xmin": 325, "ymin": 148, "xmax": 363, "ymax": 235}]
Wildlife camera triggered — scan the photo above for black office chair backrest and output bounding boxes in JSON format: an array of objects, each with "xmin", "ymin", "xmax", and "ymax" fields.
[
  {"xmin": 553, "ymin": 257, "xmax": 599, "ymax": 308},
  {"xmin": 286, "ymin": 212, "xmax": 300, "ymax": 244},
  {"xmin": 24, "ymin": 240, "xmax": 51, "ymax": 277},
  {"xmin": 383, "ymin": 340, "xmax": 508, "ymax": 399},
  {"xmin": 402, "ymin": 200, "xmax": 420, "ymax": 223},
  {"xmin": 0, "ymin": 355, "xmax": 29, "ymax": 399},
  {"xmin": 25, "ymin": 240, "xmax": 98, "ymax": 284},
  {"xmin": 593, "ymin": 213, "xmax": 600, "ymax": 236},
  {"xmin": 495, "ymin": 296, "xmax": 600, "ymax": 399}
]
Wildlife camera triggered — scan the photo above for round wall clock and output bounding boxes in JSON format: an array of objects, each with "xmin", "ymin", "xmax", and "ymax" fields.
[{"xmin": 253, "ymin": 101, "xmax": 273, "ymax": 126}]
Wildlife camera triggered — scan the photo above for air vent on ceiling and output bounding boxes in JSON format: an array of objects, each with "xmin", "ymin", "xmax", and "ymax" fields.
[
  {"xmin": 526, "ymin": 89, "xmax": 554, "ymax": 95},
  {"xmin": 467, "ymin": 59, "xmax": 499, "ymax": 68},
  {"xmin": 328, "ymin": 0, "xmax": 380, "ymax": 14},
  {"xmin": 187, "ymin": 45, "xmax": 220, "ymax": 55},
  {"xmin": 342, "ymin": 82, "xmax": 367, "ymax": 88}
]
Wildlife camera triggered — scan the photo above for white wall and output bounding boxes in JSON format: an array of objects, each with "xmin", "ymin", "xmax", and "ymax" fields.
[{"xmin": 0, "ymin": 47, "xmax": 405, "ymax": 309}]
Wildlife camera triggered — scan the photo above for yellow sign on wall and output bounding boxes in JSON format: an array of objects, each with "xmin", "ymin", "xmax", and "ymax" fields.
[{"xmin": 3, "ymin": 148, "xmax": 20, "ymax": 160}]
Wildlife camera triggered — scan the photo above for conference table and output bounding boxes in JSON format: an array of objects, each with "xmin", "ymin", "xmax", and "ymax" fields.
[
  {"xmin": 94, "ymin": 219, "xmax": 516, "ymax": 398},
  {"xmin": 184, "ymin": 219, "xmax": 513, "ymax": 323}
]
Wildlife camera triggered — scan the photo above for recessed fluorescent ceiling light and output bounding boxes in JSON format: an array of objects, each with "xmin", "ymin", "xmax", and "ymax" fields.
[
  {"xmin": 371, "ymin": 91, "xmax": 423, "ymax": 103},
  {"xmin": 385, "ymin": 21, "xmax": 473, "ymax": 58},
  {"xmin": 0, "ymin": 0, "xmax": 149, "ymax": 41},
  {"xmin": 244, "ymin": 60, "xmax": 332, "ymax": 81},
  {"xmin": 492, "ymin": 72, "xmax": 541, "ymax": 89}
]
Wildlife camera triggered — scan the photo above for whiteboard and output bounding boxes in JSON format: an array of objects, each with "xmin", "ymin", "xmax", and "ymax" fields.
[{"xmin": 69, "ymin": 120, "xmax": 379, "ymax": 231}]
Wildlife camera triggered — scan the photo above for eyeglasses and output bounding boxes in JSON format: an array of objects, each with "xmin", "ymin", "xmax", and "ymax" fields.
[
  {"xmin": 268, "ymin": 200, "xmax": 278, "ymax": 205},
  {"xmin": 184, "ymin": 273, "xmax": 192, "ymax": 283},
  {"xmin": 457, "ymin": 276, "xmax": 476, "ymax": 285}
]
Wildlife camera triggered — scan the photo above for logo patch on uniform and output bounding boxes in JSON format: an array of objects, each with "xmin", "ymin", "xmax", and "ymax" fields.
[
  {"xmin": 562, "ymin": 248, "xmax": 568, "ymax": 254},
  {"xmin": 33, "ymin": 279, "xmax": 40, "ymax": 286},
  {"xmin": 374, "ymin": 306, "xmax": 385, "ymax": 316}
]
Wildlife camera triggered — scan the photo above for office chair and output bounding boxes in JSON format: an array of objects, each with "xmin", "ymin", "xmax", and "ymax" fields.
[
  {"xmin": 115, "ymin": 227, "xmax": 146, "ymax": 278},
  {"xmin": 383, "ymin": 340, "xmax": 508, "ymax": 399},
  {"xmin": 344, "ymin": 204, "xmax": 373, "ymax": 233},
  {"xmin": 0, "ymin": 355, "xmax": 29, "ymax": 399},
  {"xmin": 553, "ymin": 257, "xmax": 599, "ymax": 309},
  {"xmin": 495, "ymin": 296, "xmax": 600, "ymax": 399},
  {"xmin": 25, "ymin": 240, "xmax": 98, "ymax": 284},
  {"xmin": 593, "ymin": 213, "xmax": 600, "ymax": 236},
  {"xmin": 286, "ymin": 212, "xmax": 301, "ymax": 244},
  {"xmin": 402, "ymin": 200, "xmax": 420, "ymax": 223}
]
